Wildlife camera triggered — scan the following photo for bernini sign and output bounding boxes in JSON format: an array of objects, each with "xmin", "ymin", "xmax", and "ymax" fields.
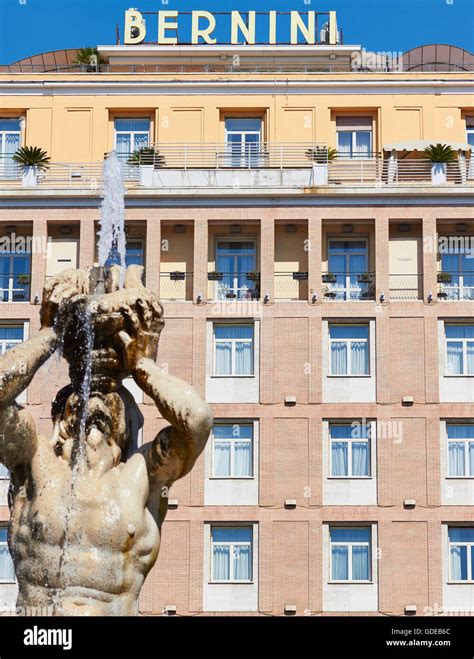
[{"xmin": 124, "ymin": 8, "xmax": 339, "ymax": 45}]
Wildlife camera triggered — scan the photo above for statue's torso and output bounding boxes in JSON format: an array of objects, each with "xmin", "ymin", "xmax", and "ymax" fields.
[{"xmin": 9, "ymin": 436, "xmax": 160, "ymax": 616}]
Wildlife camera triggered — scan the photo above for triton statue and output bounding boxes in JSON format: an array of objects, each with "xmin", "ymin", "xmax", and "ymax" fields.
[{"xmin": 0, "ymin": 265, "xmax": 212, "ymax": 616}]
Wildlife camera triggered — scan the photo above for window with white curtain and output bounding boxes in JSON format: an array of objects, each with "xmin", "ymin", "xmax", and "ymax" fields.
[
  {"xmin": 0, "ymin": 119, "xmax": 21, "ymax": 179},
  {"xmin": 449, "ymin": 528, "xmax": 474, "ymax": 582},
  {"xmin": 330, "ymin": 423, "xmax": 370, "ymax": 477},
  {"xmin": 447, "ymin": 424, "xmax": 474, "ymax": 477},
  {"xmin": 114, "ymin": 118, "xmax": 150, "ymax": 158},
  {"xmin": 329, "ymin": 324, "xmax": 369, "ymax": 375},
  {"xmin": 328, "ymin": 239, "xmax": 368, "ymax": 301},
  {"xmin": 336, "ymin": 117, "xmax": 372, "ymax": 158},
  {"xmin": 0, "ymin": 527, "xmax": 14, "ymax": 582},
  {"xmin": 212, "ymin": 423, "xmax": 253, "ymax": 478},
  {"xmin": 445, "ymin": 325, "xmax": 474, "ymax": 375},
  {"xmin": 211, "ymin": 527, "xmax": 253, "ymax": 582},
  {"xmin": 0, "ymin": 325, "xmax": 23, "ymax": 355},
  {"xmin": 330, "ymin": 527, "xmax": 371, "ymax": 582},
  {"xmin": 213, "ymin": 325, "xmax": 254, "ymax": 376}
]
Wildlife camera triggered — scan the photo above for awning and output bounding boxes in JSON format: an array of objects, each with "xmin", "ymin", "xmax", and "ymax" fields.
[{"xmin": 383, "ymin": 140, "xmax": 472, "ymax": 152}]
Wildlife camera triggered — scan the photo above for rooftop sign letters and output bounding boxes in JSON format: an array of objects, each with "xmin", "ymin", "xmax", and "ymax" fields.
[{"xmin": 124, "ymin": 8, "xmax": 339, "ymax": 46}]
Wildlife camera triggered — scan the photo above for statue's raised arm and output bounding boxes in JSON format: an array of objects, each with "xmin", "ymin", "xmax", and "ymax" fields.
[{"xmin": 0, "ymin": 269, "xmax": 88, "ymax": 472}]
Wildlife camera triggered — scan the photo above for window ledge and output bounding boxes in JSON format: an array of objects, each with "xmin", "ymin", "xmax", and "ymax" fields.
[
  {"xmin": 445, "ymin": 477, "xmax": 474, "ymax": 480},
  {"xmin": 327, "ymin": 374, "xmax": 371, "ymax": 378},
  {"xmin": 208, "ymin": 581, "xmax": 254, "ymax": 585},
  {"xmin": 210, "ymin": 375, "xmax": 256, "ymax": 379},
  {"xmin": 209, "ymin": 476, "xmax": 255, "ymax": 481},
  {"xmin": 327, "ymin": 476, "xmax": 373, "ymax": 480},
  {"xmin": 447, "ymin": 581, "xmax": 474, "ymax": 585},
  {"xmin": 444, "ymin": 374, "xmax": 474, "ymax": 378},
  {"xmin": 328, "ymin": 580, "xmax": 373, "ymax": 585}
]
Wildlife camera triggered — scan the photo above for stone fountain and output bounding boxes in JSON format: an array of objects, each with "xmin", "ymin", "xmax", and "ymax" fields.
[{"xmin": 0, "ymin": 153, "xmax": 212, "ymax": 616}]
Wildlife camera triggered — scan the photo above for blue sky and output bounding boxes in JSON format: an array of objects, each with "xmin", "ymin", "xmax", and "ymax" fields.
[{"xmin": 1, "ymin": 0, "xmax": 473, "ymax": 63}]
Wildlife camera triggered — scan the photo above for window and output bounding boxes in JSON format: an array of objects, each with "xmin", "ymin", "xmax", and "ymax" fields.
[
  {"xmin": 211, "ymin": 527, "xmax": 252, "ymax": 582},
  {"xmin": 215, "ymin": 239, "xmax": 257, "ymax": 300},
  {"xmin": 0, "ymin": 119, "xmax": 21, "ymax": 178},
  {"xmin": 225, "ymin": 118, "xmax": 262, "ymax": 167},
  {"xmin": 329, "ymin": 324, "xmax": 369, "ymax": 375},
  {"xmin": 0, "ymin": 251, "xmax": 31, "ymax": 302},
  {"xmin": 336, "ymin": 117, "xmax": 372, "ymax": 158},
  {"xmin": 447, "ymin": 424, "xmax": 474, "ymax": 477},
  {"xmin": 213, "ymin": 325, "xmax": 254, "ymax": 376},
  {"xmin": 0, "ymin": 325, "xmax": 23, "ymax": 354},
  {"xmin": 445, "ymin": 325, "xmax": 474, "ymax": 375},
  {"xmin": 106, "ymin": 239, "xmax": 144, "ymax": 269},
  {"xmin": 328, "ymin": 240, "xmax": 370, "ymax": 301},
  {"xmin": 441, "ymin": 248, "xmax": 474, "ymax": 300},
  {"xmin": 330, "ymin": 527, "xmax": 371, "ymax": 582},
  {"xmin": 330, "ymin": 423, "xmax": 370, "ymax": 477},
  {"xmin": 114, "ymin": 118, "xmax": 150, "ymax": 157},
  {"xmin": 467, "ymin": 118, "xmax": 474, "ymax": 149},
  {"xmin": 212, "ymin": 423, "xmax": 253, "ymax": 478},
  {"xmin": 0, "ymin": 464, "xmax": 8, "ymax": 479},
  {"xmin": 0, "ymin": 527, "xmax": 14, "ymax": 582},
  {"xmin": 449, "ymin": 528, "xmax": 474, "ymax": 582}
]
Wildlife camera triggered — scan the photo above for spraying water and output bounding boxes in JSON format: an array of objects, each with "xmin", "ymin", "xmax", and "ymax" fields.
[{"xmin": 97, "ymin": 150, "xmax": 127, "ymax": 276}]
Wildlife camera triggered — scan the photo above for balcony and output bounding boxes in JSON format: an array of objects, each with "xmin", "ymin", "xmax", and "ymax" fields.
[
  {"xmin": 208, "ymin": 272, "xmax": 260, "ymax": 302},
  {"xmin": 0, "ymin": 273, "xmax": 30, "ymax": 302},
  {"xmin": 437, "ymin": 272, "xmax": 474, "ymax": 301},
  {"xmin": 159, "ymin": 271, "xmax": 193, "ymax": 302},
  {"xmin": 322, "ymin": 271, "xmax": 375, "ymax": 301}
]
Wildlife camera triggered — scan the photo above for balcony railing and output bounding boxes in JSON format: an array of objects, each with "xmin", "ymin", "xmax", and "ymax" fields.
[
  {"xmin": 438, "ymin": 272, "xmax": 474, "ymax": 300},
  {"xmin": 1, "ymin": 150, "xmax": 472, "ymax": 191},
  {"xmin": 322, "ymin": 272, "xmax": 375, "ymax": 301},
  {"xmin": 159, "ymin": 271, "xmax": 193, "ymax": 301},
  {"xmin": 389, "ymin": 274, "xmax": 423, "ymax": 300},
  {"xmin": 208, "ymin": 272, "xmax": 260, "ymax": 301},
  {"xmin": 274, "ymin": 271, "xmax": 309, "ymax": 301},
  {"xmin": 0, "ymin": 274, "xmax": 30, "ymax": 302}
]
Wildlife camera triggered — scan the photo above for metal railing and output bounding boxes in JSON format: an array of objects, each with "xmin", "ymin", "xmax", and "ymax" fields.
[
  {"xmin": 382, "ymin": 158, "xmax": 467, "ymax": 185},
  {"xmin": 0, "ymin": 274, "xmax": 30, "ymax": 302},
  {"xmin": 438, "ymin": 272, "xmax": 474, "ymax": 301},
  {"xmin": 208, "ymin": 272, "xmax": 260, "ymax": 301},
  {"xmin": 0, "ymin": 160, "xmax": 106, "ymax": 190},
  {"xmin": 159, "ymin": 272, "xmax": 193, "ymax": 301},
  {"xmin": 389, "ymin": 274, "xmax": 423, "ymax": 300},
  {"xmin": 322, "ymin": 271, "xmax": 375, "ymax": 301},
  {"xmin": 274, "ymin": 272, "xmax": 308, "ymax": 301},
  {"xmin": 142, "ymin": 143, "xmax": 326, "ymax": 170}
]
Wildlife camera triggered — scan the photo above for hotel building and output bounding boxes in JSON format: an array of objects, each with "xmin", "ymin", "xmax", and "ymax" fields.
[{"xmin": 0, "ymin": 11, "xmax": 474, "ymax": 616}]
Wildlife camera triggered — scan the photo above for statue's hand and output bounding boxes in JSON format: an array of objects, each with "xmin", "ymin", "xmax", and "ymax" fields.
[
  {"xmin": 115, "ymin": 291, "xmax": 162, "ymax": 374},
  {"xmin": 40, "ymin": 269, "xmax": 89, "ymax": 330}
]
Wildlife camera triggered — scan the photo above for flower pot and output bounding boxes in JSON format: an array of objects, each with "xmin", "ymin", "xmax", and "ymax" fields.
[
  {"xmin": 437, "ymin": 272, "xmax": 452, "ymax": 284},
  {"xmin": 322, "ymin": 273, "xmax": 337, "ymax": 284},
  {"xmin": 431, "ymin": 163, "xmax": 447, "ymax": 185},
  {"xmin": 208, "ymin": 272, "xmax": 223, "ymax": 281},
  {"xmin": 21, "ymin": 166, "xmax": 38, "ymax": 187},
  {"xmin": 312, "ymin": 163, "xmax": 329, "ymax": 185},
  {"xmin": 170, "ymin": 271, "xmax": 185, "ymax": 281},
  {"xmin": 292, "ymin": 272, "xmax": 308, "ymax": 281}
]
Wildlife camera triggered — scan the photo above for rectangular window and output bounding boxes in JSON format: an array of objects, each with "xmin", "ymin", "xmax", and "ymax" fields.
[
  {"xmin": 329, "ymin": 324, "xmax": 369, "ymax": 376},
  {"xmin": 0, "ymin": 251, "xmax": 31, "ymax": 303},
  {"xmin": 105, "ymin": 239, "xmax": 144, "ymax": 269},
  {"xmin": 211, "ymin": 527, "xmax": 253, "ymax": 582},
  {"xmin": 328, "ymin": 239, "xmax": 370, "ymax": 301},
  {"xmin": 330, "ymin": 527, "xmax": 371, "ymax": 582},
  {"xmin": 441, "ymin": 248, "xmax": 474, "ymax": 301},
  {"xmin": 0, "ymin": 119, "xmax": 21, "ymax": 179},
  {"xmin": 215, "ymin": 239, "xmax": 257, "ymax": 300},
  {"xmin": 212, "ymin": 423, "xmax": 253, "ymax": 478},
  {"xmin": 0, "ymin": 325, "xmax": 23, "ymax": 355},
  {"xmin": 447, "ymin": 424, "xmax": 474, "ymax": 477},
  {"xmin": 225, "ymin": 118, "xmax": 262, "ymax": 167},
  {"xmin": 336, "ymin": 117, "xmax": 372, "ymax": 158},
  {"xmin": 445, "ymin": 325, "xmax": 474, "ymax": 375},
  {"xmin": 0, "ymin": 464, "xmax": 8, "ymax": 479},
  {"xmin": 213, "ymin": 325, "xmax": 254, "ymax": 376},
  {"xmin": 330, "ymin": 423, "xmax": 370, "ymax": 477},
  {"xmin": 114, "ymin": 118, "xmax": 150, "ymax": 157},
  {"xmin": 449, "ymin": 528, "xmax": 474, "ymax": 582},
  {"xmin": 0, "ymin": 527, "xmax": 14, "ymax": 582}
]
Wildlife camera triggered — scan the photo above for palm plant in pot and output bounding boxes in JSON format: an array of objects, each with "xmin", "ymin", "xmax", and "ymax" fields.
[
  {"xmin": 73, "ymin": 47, "xmax": 105, "ymax": 72},
  {"xmin": 127, "ymin": 147, "xmax": 165, "ymax": 169},
  {"xmin": 424, "ymin": 143, "xmax": 455, "ymax": 185},
  {"xmin": 305, "ymin": 146, "xmax": 338, "ymax": 185},
  {"xmin": 13, "ymin": 146, "xmax": 50, "ymax": 187}
]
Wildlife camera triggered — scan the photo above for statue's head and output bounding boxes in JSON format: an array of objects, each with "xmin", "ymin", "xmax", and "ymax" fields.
[{"xmin": 55, "ymin": 265, "xmax": 164, "ymax": 394}]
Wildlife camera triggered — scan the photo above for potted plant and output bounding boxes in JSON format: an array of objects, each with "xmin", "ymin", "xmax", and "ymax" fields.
[
  {"xmin": 292, "ymin": 271, "xmax": 308, "ymax": 281},
  {"xmin": 208, "ymin": 271, "xmax": 223, "ymax": 281},
  {"xmin": 13, "ymin": 146, "xmax": 50, "ymax": 187},
  {"xmin": 246, "ymin": 271, "xmax": 260, "ymax": 281},
  {"xmin": 128, "ymin": 147, "xmax": 165, "ymax": 169},
  {"xmin": 322, "ymin": 272, "xmax": 337, "ymax": 284},
  {"xmin": 357, "ymin": 272, "xmax": 372, "ymax": 284},
  {"xmin": 306, "ymin": 146, "xmax": 338, "ymax": 185},
  {"xmin": 322, "ymin": 285, "xmax": 337, "ymax": 299},
  {"xmin": 169, "ymin": 271, "xmax": 185, "ymax": 281},
  {"xmin": 437, "ymin": 272, "xmax": 452, "ymax": 284},
  {"xmin": 73, "ymin": 47, "xmax": 105, "ymax": 72},
  {"xmin": 424, "ymin": 143, "xmax": 455, "ymax": 185},
  {"xmin": 17, "ymin": 273, "xmax": 30, "ymax": 285}
]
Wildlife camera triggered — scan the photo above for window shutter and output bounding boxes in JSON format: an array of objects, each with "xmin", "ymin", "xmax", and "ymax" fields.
[{"xmin": 336, "ymin": 116, "xmax": 373, "ymax": 131}]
